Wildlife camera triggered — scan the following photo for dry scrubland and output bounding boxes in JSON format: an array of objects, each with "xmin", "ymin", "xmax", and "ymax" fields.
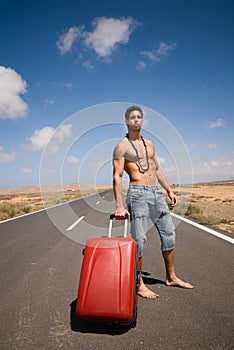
[
  {"xmin": 0, "ymin": 181, "xmax": 233, "ymax": 233},
  {"xmin": 170, "ymin": 181, "xmax": 234, "ymax": 233},
  {"xmin": 0, "ymin": 184, "xmax": 108, "ymax": 222}
]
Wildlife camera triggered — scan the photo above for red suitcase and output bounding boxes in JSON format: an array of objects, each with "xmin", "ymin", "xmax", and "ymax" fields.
[{"xmin": 76, "ymin": 214, "xmax": 139, "ymax": 327}]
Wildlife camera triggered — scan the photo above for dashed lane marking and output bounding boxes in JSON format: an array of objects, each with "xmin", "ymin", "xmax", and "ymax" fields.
[{"xmin": 66, "ymin": 216, "xmax": 85, "ymax": 231}]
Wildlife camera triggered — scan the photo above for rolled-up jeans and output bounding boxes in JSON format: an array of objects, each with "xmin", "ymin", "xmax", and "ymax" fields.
[{"xmin": 126, "ymin": 185, "xmax": 175, "ymax": 257}]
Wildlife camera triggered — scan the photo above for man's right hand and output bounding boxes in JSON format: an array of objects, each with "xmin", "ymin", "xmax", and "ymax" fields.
[{"xmin": 114, "ymin": 208, "xmax": 130, "ymax": 220}]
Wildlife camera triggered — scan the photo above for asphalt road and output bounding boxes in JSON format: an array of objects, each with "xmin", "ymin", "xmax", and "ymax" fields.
[{"xmin": 0, "ymin": 190, "xmax": 233, "ymax": 350}]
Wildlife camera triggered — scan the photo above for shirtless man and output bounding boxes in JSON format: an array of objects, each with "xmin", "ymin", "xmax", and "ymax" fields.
[{"xmin": 113, "ymin": 105, "xmax": 193, "ymax": 299}]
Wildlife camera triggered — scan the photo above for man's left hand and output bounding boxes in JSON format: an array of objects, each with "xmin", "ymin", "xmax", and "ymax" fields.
[{"xmin": 168, "ymin": 190, "xmax": 177, "ymax": 207}]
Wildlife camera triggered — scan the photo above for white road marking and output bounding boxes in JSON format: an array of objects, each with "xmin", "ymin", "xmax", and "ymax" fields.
[
  {"xmin": 171, "ymin": 212, "xmax": 234, "ymax": 244},
  {"xmin": 66, "ymin": 216, "xmax": 84, "ymax": 231}
]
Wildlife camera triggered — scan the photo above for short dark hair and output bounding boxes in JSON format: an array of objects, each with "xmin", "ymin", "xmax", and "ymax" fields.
[{"xmin": 125, "ymin": 105, "xmax": 143, "ymax": 120}]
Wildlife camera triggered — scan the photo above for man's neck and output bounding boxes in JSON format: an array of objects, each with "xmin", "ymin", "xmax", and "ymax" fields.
[{"xmin": 127, "ymin": 129, "xmax": 142, "ymax": 141}]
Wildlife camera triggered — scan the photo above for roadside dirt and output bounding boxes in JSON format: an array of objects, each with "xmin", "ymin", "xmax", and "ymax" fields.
[{"xmin": 173, "ymin": 181, "xmax": 234, "ymax": 233}]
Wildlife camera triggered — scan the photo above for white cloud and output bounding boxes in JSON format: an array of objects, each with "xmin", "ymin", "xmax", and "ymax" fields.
[
  {"xmin": 66, "ymin": 155, "xmax": 79, "ymax": 164},
  {"xmin": 158, "ymin": 156, "xmax": 177, "ymax": 175},
  {"xmin": 136, "ymin": 61, "xmax": 146, "ymax": 70},
  {"xmin": 24, "ymin": 124, "xmax": 72, "ymax": 152},
  {"xmin": 206, "ymin": 118, "xmax": 225, "ymax": 129},
  {"xmin": 140, "ymin": 41, "xmax": 177, "ymax": 65},
  {"xmin": 0, "ymin": 66, "xmax": 28, "ymax": 120},
  {"xmin": 223, "ymin": 161, "xmax": 232, "ymax": 166},
  {"xmin": 44, "ymin": 98, "xmax": 55, "ymax": 108},
  {"xmin": 84, "ymin": 17, "xmax": 139, "ymax": 58},
  {"xmin": 191, "ymin": 143, "xmax": 199, "ymax": 149},
  {"xmin": 56, "ymin": 26, "xmax": 85, "ymax": 54},
  {"xmin": 24, "ymin": 126, "xmax": 55, "ymax": 151},
  {"xmin": 0, "ymin": 146, "xmax": 16, "ymax": 162},
  {"xmin": 54, "ymin": 124, "xmax": 72, "ymax": 144},
  {"xmin": 193, "ymin": 157, "xmax": 234, "ymax": 181},
  {"xmin": 210, "ymin": 160, "xmax": 220, "ymax": 167},
  {"xmin": 141, "ymin": 50, "xmax": 160, "ymax": 62},
  {"xmin": 57, "ymin": 17, "xmax": 139, "ymax": 64},
  {"xmin": 157, "ymin": 156, "xmax": 166, "ymax": 165},
  {"xmin": 156, "ymin": 41, "xmax": 177, "ymax": 57},
  {"xmin": 207, "ymin": 143, "xmax": 218, "ymax": 149},
  {"xmin": 51, "ymin": 81, "xmax": 73, "ymax": 90},
  {"xmin": 21, "ymin": 167, "xmax": 33, "ymax": 174},
  {"xmin": 62, "ymin": 82, "xmax": 73, "ymax": 90},
  {"xmin": 83, "ymin": 60, "xmax": 94, "ymax": 71}
]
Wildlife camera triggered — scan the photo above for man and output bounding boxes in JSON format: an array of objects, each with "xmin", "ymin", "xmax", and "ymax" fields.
[{"xmin": 112, "ymin": 105, "xmax": 193, "ymax": 299}]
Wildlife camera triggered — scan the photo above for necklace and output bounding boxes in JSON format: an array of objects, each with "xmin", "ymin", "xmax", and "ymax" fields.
[{"xmin": 126, "ymin": 133, "xmax": 149, "ymax": 173}]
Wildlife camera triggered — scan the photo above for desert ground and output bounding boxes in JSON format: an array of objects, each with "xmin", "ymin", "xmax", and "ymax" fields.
[
  {"xmin": 0, "ymin": 181, "xmax": 233, "ymax": 233},
  {"xmin": 171, "ymin": 181, "xmax": 234, "ymax": 233}
]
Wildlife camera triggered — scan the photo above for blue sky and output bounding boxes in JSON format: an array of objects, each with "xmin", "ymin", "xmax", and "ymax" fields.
[{"xmin": 0, "ymin": 0, "xmax": 233, "ymax": 189}]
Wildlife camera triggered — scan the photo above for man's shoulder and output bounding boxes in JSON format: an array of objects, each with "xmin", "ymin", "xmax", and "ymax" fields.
[
  {"xmin": 144, "ymin": 138, "xmax": 154, "ymax": 147},
  {"xmin": 114, "ymin": 137, "xmax": 128, "ymax": 148},
  {"xmin": 113, "ymin": 137, "xmax": 128, "ymax": 158},
  {"xmin": 117, "ymin": 136, "xmax": 128, "ymax": 143},
  {"xmin": 142, "ymin": 136, "xmax": 152, "ymax": 143}
]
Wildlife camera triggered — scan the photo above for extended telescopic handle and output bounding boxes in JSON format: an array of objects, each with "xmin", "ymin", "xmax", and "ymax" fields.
[{"xmin": 108, "ymin": 214, "xmax": 129, "ymax": 238}]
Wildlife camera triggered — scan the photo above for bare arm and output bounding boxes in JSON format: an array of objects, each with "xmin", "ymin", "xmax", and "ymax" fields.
[
  {"xmin": 152, "ymin": 144, "xmax": 177, "ymax": 207},
  {"xmin": 112, "ymin": 144, "xmax": 130, "ymax": 219},
  {"xmin": 113, "ymin": 157, "xmax": 125, "ymax": 210},
  {"xmin": 156, "ymin": 167, "xmax": 177, "ymax": 206}
]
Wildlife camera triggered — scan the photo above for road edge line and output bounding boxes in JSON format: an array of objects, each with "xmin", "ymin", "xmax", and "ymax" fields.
[{"xmin": 171, "ymin": 212, "xmax": 234, "ymax": 244}]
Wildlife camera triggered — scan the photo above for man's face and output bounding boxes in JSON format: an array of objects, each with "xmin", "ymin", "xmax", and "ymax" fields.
[{"xmin": 126, "ymin": 110, "xmax": 143, "ymax": 129}]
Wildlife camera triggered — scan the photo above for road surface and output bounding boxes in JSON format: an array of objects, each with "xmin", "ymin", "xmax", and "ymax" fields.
[{"xmin": 0, "ymin": 190, "xmax": 233, "ymax": 350}]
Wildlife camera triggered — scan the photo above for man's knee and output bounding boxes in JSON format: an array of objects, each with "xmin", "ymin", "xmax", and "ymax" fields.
[
  {"xmin": 160, "ymin": 230, "xmax": 175, "ymax": 251},
  {"xmin": 135, "ymin": 235, "xmax": 147, "ymax": 257}
]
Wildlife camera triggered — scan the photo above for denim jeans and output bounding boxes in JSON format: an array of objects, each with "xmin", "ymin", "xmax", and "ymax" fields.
[{"xmin": 126, "ymin": 185, "xmax": 175, "ymax": 256}]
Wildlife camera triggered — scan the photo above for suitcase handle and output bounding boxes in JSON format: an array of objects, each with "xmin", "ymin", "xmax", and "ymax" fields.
[
  {"xmin": 108, "ymin": 214, "xmax": 129, "ymax": 238},
  {"xmin": 110, "ymin": 214, "xmax": 129, "ymax": 220}
]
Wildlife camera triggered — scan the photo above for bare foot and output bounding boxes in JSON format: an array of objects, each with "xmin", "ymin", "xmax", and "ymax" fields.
[
  {"xmin": 166, "ymin": 277, "xmax": 194, "ymax": 289},
  {"xmin": 138, "ymin": 283, "xmax": 159, "ymax": 299}
]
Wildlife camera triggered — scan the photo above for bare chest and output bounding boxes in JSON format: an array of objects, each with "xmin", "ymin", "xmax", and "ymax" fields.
[{"xmin": 124, "ymin": 140, "xmax": 153, "ymax": 163}]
